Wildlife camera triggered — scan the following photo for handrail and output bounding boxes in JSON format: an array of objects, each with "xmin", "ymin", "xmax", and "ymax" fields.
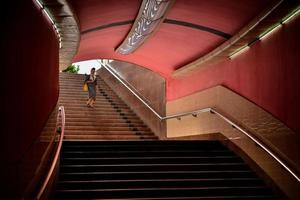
[
  {"xmin": 36, "ymin": 106, "xmax": 65, "ymax": 199},
  {"xmin": 210, "ymin": 108, "xmax": 300, "ymax": 183},
  {"xmin": 100, "ymin": 63, "xmax": 300, "ymax": 183},
  {"xmin": 101, "ymin": 62, "xmax": 163, "ymax": 119}
]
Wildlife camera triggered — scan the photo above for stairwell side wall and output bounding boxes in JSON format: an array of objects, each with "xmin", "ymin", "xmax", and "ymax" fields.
[
  {"xmin": 168, "ymin": 14, "xmax": 300, "ymax": 136},
  {"xmin": 1, "ymin": 1, "xmax": 59, "ymax": 199},
  {"xmin": 166, "ymin": 85, "xmax": 300, "ymax": 199},
  {"xmin": 98, "ymin": 62, "xmax": 166, "ymax": 138}
]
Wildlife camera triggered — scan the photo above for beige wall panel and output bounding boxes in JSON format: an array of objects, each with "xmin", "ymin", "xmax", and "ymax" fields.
[
  {"xmin": 167, "ymin": 86, "xmax": 218, "ymax": 115},
  {"xmin": 98, "ymin": 65, "xmax": 166, "ymax": 138},
  {"xmin": 109, "ymin": 60, "xmax": 166, "ymax": 116},
  {"xmin": 166, "ymin": 113, "xmax": 223, "ymax": 138},
  {"xmin": 166, "ymin": 85, "xmax": 300, "ymax": 199}
]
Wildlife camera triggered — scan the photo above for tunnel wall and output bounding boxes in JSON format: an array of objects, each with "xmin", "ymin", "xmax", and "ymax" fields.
[
  {"xmin": 167, "ymin": 15, "xmax": 300, "ymax": 134},
  {"xmin": 1, "ymin": 0, "xmax": 59, "ymax": 198}
]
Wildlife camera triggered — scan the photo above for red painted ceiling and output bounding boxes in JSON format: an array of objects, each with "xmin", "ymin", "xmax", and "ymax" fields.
[{"xmin": 70, "ymin": 0, "xmax": 276, "ymax": 78}]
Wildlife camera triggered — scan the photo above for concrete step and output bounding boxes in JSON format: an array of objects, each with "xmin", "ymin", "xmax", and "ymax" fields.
[
  {"xmin": 62, "ymin": 110, "xmax": 134, "ymax": 115},
  {"xmin": 57, "ymin": 73, "xmax": 157, "ymax": 141},
  {"xmin": 63, "ymin": 135, "xmax": 158, "ymax": 140},
  {"xmin": 59, "ymin": 101, "xmax": 127, "ymax": 107},
  {"xmin": 59, "ymin": 126, "xmax": 150, "ymax": 131},
  {"xmin": 48, "ymin": 121, "xmax": 145, "ymax": 127},
  {"xmin": 61, "ymin": 106, "xmax": 132, "ymax": 111},
  {"xmin": 46, "ymin": 121, "xmax": 147, "ymax": 127}
]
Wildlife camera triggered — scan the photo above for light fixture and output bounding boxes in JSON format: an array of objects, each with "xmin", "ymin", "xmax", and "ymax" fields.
[
  {"xmin": 259, "ymin": 6, "xmax": 300, "ymax": 40},
  {"xmin": 282, "ymin": 6, "xmax": 300, "ymax": 24},
  {"xmin": 34, "ymin": 0, "xmax": 62, "ymax": 48},
  {"xmin": 116, "ymin": 0, "xmax": 175, "ymax": 55},
  {"xmin": 229, "ymin": 45, "xmax": 249, "ymax": 59},
  {"xmin": 43, "ymin": 9, "xmax": 55, "ymax": 25},
  {"xmin": 259, "ymin": 23, "xmax": 282, "ymax": 40},
  {"xmin": 227, "ymin": 4, "xmax": 299, "ymax": 60},
  {"xmin": 34, "ymin": 0, "xmax": 43, "ymax": 9}
]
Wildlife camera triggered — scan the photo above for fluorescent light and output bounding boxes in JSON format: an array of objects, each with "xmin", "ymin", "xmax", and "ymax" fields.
[
  {"xmin": 259, "ymin": 23, "xmax": 282, "ymax": 40},
  {"xmin": 34, "ymin": 0, "xmax": 63, "ymax": 47},
  {"xmin": 34, "ymin": 0, "xmax": 43, "ymax": 9},
  {"xmin": 258, "ymin": 6, "xmax": 299, "ymax": 40},
  {"xmin": 54, "ymin": 26, "xmax": 60, "ymax": 35},
  {"xmin": 229, "ymin": 45, "xmax": 249, "ymax": 59},
  {"xmin": 43, "ymin": 9, "xmax": 55, "ymax": 25},
  {"xmin": 282, "ymin": 7, "xmax": 300, "ymax": 24}
]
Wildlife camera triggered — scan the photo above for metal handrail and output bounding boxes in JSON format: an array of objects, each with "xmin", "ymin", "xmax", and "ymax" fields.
[
  {"xmin": 36, "ymin": 106, "xmax": 66, "ymax": 199},
  {"xmin": 101, "ymin": 63, "xmax": 163, "ymax": 119},
  {"xmin": 101, "ymin": 63, "xmax": 300, "ymax": 183}
]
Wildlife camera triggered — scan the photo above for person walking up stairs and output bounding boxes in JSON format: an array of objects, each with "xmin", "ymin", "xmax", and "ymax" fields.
[{"xmin": 58, "ymin": 72, "xmax": 158, "ymax": 141}]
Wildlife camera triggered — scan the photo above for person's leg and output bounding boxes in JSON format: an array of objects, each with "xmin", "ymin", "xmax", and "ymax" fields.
[
  {"xmin": 90, "ymin": 97, "xmax": 96, "ymax": 107},
  {"xmin": 86, "ymin": 98, "xmax": 92, "ymax": 106},
  {"xmin": 87, "ymin": 85, "xmax": 94, "ymax": 107},
  {"xmin": 89, "ymin": 86, "xmax": 96, "ymax": 108}
]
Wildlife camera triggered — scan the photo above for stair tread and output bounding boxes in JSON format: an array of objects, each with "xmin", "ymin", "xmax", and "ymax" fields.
[
  {"xmin": 58, "ymin": 177, "xmax": 261, "ymax": 183},
  {"xmin": 56, "ymin": 185, "xmax": 269, "ymax": 191},
  {"xmin": 60, "ymin": 163, "xmax": 246, "ymax": 167},
  {"xmin": 60, "ymin": 170, "xmax": 253, "ymax": 175}
]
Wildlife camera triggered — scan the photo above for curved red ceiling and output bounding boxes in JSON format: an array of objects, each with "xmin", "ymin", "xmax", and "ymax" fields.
[{"xmin": 70, "ymin": 0, "xmax": 277, "ymax": 78}]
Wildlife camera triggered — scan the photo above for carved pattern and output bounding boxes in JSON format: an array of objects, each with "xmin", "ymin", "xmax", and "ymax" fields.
[{"xmin": 116, "ymin": 0, "xmax": 173, "ymax": 54}]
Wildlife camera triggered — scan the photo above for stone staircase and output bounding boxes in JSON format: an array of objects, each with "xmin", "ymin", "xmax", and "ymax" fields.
[
  {"xmin": 57, "ymin": 72, "xmax": 158, "ymax": 140},
  {"xmin": 55, "ymin": 140, "xmax": 280, "ymax": 199},
  {"xmin": 53, "ymin": 73, "xmax": 281, "ymax": 200}
]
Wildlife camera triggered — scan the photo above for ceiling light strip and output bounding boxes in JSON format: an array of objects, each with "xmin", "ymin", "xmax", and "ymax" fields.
[
  {"xmin": 34, "ymin": 0, "xmax": 43, "ymax": 9},
  {"xmin": 229, "ymin": 6, "xmax": 300, "ymax": 60},
  {"xmin": 259, "ymin": 23, "xmax": 282, "ymax": 40},
  {"xmin": 229, "ymin": 45, "xmax": 249, "ymax": 59},
  {"xmin": 258, "ymin": 6, "xmax": 299, "ymax": 40},
  {"xmin": 282, "ymin": 6, "xmax": 300, "ymax": 24},
  {"xmin": 115, "ymin": 0, "xmax": 175, "ymax": 55},
  {"xmin": 34, "ymin": 0, "xmax": 62, "ymax": 48},
  {"xmin": 43, "ymin": 8, "xmax": 55, "ymax": 25}
]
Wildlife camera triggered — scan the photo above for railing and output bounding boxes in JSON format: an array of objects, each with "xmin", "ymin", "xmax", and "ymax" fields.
[
  {"xmin": 100, "ymin": 62, "xmax": 163, "ymax": 119},
  {"xmin": 101, "ymin": 63, "xmax": 300, "ymax": 183},
  {"xmin": 36, "ymin": 106, "xmax": 65, "ymax": 199}
]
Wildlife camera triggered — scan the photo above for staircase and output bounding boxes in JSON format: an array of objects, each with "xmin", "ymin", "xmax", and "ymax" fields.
[
  {"xmin": 55, "ymin": 140, "xmax": 279, "ymax": 199},
  {"xmin": 56, "ymin": 73, "xmax": 280, "ymax": 199},
  {"xmin": 58, "ymin": 72, "xmax": 157, "ymax": 140}
]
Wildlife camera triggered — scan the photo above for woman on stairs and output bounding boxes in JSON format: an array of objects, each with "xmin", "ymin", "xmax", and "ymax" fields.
[{"xmin": 84, "ymin": 67, "xmax": 97, "ymax": 108}]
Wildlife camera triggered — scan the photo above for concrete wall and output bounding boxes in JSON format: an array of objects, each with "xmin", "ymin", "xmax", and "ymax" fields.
[
  {"xmin": 166, "ymin": 86, "xmax": 300, "ymax": 199},
  {"xmin": 98, "ymin": 61, "xmax": 166, "ymax": 138}
]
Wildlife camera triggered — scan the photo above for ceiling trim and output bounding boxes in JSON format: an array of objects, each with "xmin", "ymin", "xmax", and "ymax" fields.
[
  {"xmin": 164, "ymin": 19, "xmax": 231, "ymax": 39},
  {"xmin": 39, "ymin": 0, "xmax": 80, "ymax": 70},
  {"xmin": 81, "ymin": 19, "xmax": 232, "ymax": 39}
]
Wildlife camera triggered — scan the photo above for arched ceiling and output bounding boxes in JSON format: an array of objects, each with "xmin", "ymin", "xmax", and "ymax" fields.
[{"xmin": 70, "ymin": 0, "xmax": 277, "ymax": 78}]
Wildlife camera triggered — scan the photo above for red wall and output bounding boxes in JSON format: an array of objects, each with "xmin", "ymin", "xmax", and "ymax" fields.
[
  {"xmin": 167, "ymin": 15, "xmax": 300, "ymax": 134},
  {"xmin": 1, "ymin": 0, "xmax": 59, "ymax": 198}
]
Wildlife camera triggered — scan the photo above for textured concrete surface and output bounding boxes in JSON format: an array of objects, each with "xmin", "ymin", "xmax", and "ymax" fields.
[{"xmin": 166, "ymin": 85, "xmax": 300, "ymax": 199}]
